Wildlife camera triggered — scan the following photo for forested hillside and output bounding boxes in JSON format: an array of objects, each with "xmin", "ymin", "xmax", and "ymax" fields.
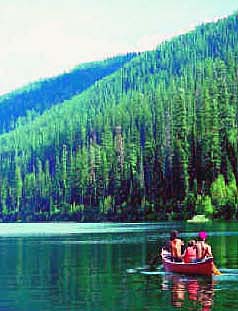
[
  {"xmin": 0, "ymin": 14, "xmax": 237, "ymax": 222},
  {"xmin": 0, "ymin": 53, "xmax": 136, "ymax": 134}
]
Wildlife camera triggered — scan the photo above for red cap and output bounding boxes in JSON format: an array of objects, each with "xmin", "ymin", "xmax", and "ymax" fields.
[{"xmin": 199, "ymin": 231, "xmax": 207, "ymax": 240}]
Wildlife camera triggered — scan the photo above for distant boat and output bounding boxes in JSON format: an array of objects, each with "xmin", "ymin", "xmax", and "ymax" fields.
[
  {"xmin": 187, "ymin": 214, "xmax": 210, "ymax": 223},
  {"xmin": 161, "ymin": 249, "xmax": 214, "ymax": 276}
]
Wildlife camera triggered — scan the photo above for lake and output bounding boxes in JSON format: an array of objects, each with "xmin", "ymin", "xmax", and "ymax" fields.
[{"xmin": 0, "ymin": 222, "xmax": 237, "ymax": 310}]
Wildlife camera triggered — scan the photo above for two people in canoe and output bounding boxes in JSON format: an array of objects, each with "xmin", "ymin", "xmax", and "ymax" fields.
[{"xmin": 169, "ymin": 230, "xmax": 212, "ymax": 263}]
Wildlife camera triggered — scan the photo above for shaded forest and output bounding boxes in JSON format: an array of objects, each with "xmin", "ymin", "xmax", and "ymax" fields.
[{"xmin": 0, "ymin": 14, "xmax": 237, "ymax": 222}]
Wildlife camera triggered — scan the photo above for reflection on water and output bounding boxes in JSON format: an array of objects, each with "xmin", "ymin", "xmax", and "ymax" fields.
[
  {"xmin": 162, "ymin": 274, "xmax": 215, "ymax": 310},
  {"xmin": 0, "ymin": 222, "xmax": 237, "ymax": 310}
]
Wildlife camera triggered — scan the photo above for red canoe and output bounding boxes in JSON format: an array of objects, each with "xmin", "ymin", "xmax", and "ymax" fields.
[{"xmin": 161, "ymin": 249, "xmax": 214, "ymax": 276}]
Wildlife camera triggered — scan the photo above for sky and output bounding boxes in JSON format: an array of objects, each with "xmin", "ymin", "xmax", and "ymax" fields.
[{"xmin": 0, "ymin": 0, "xmax": 237, "ymax": 95}]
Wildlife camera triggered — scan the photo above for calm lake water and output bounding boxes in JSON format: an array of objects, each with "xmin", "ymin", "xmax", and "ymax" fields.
[{"xmin": 0, "ymin": 222, "xmax": 237, "ymax": 311}]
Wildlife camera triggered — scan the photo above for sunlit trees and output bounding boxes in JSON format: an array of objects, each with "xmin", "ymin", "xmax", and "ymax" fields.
[{"xmin": 0, "ymin": 14, "xmax": 237, "ymax": 221}]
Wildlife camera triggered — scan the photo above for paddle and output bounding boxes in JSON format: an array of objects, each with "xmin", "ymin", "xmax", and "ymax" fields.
[
  {"xmin": 147, "ymin": 240, "xmax": 168, "ymax": 267},
  {"xmin": 147, "ymin": 253, "xmax": 159, "ymax": 266},
  {"xmin": 212, "ymin": 263, "xmax": 222, "ymax": 275}
]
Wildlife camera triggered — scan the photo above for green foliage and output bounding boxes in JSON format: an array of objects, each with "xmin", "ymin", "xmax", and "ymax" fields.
[
  {"xmin": 210, "ymin": 173, "xmax": 238, "ymax": 219},
  {"xmin": 0, "ymin": 53, "xmax": 136, "ymax": 134},
  {"xmin": 0, "ymin": 14, "xmax": 237, "ymax": 221},
  {"xmin": 210, "ymin": 175, "xmax": 227, "ymax": 209},
  {"xmin": 100, "ymin": 196, "xmax": 113, "ymax": 214},
  {"xmin": 195, "ymin": 195, "xmax": 214, "ymax": 217}
]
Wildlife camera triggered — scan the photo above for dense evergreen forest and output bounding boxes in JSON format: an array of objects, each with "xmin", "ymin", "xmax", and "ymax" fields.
[
  {"xmin": 0, "ymin": 14, "xmax": 237, "ymax": 222},
  {"xmin": 0, "ymin": 53, "xmax": 136, "ymax": 134}
]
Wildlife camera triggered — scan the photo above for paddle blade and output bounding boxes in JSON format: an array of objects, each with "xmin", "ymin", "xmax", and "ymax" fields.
[
  {"xmin": 148, "ymin": 255, "xmax": 159, "ymax": 266},
  {"xmin": 212, "ymin": 263, "xmax": 222, "ymax": 275}
]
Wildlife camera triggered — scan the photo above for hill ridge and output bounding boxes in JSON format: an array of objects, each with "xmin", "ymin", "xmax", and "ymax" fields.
[{"xmin": 0, "ymin": 13, "xmax": 237, "ymax": 222}]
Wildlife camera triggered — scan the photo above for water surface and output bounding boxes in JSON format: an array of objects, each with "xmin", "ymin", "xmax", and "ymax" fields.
[{"xmin": 0, "ymin": 222, "xmax": 237, "ymax": 310}]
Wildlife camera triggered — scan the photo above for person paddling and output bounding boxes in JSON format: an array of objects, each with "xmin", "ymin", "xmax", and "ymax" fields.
[
  {"xmin": 170, "ymin": 230, "xmax": 184, "ymax": 262},
  {"xmin": 196, "ymin": 231, "xmax": 222, "ymax": 275},
  {"xmin": 196, "ymin": 231, "xmax": 212, "ymax": 261}
]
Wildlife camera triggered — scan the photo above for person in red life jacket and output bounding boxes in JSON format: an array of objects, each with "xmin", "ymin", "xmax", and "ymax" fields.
[
  {"xmin": 183, "ymin": 240, "xmax": 197, "ymax": 263},
  {"xmin": 170, "ymin": 230, "xmax": 184, "ymax": 262},
  {"xmin": 196, "ymin": 231, "xmax": 212, "ymax": 261}
]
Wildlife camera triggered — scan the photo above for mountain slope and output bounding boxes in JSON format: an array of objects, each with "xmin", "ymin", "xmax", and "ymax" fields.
[
  {"xmin": 0, "ymin": 14, "xmax": 237, "ymax": 221},
  {"xmin": 0, "ymin": 53, "xmax": 136, "ymax": 134}
]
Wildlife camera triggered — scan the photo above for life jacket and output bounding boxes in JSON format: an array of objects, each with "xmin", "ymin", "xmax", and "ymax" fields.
[{"xmin": 184, "ymin": 246, "xmax": 197, "ymax": 263}]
